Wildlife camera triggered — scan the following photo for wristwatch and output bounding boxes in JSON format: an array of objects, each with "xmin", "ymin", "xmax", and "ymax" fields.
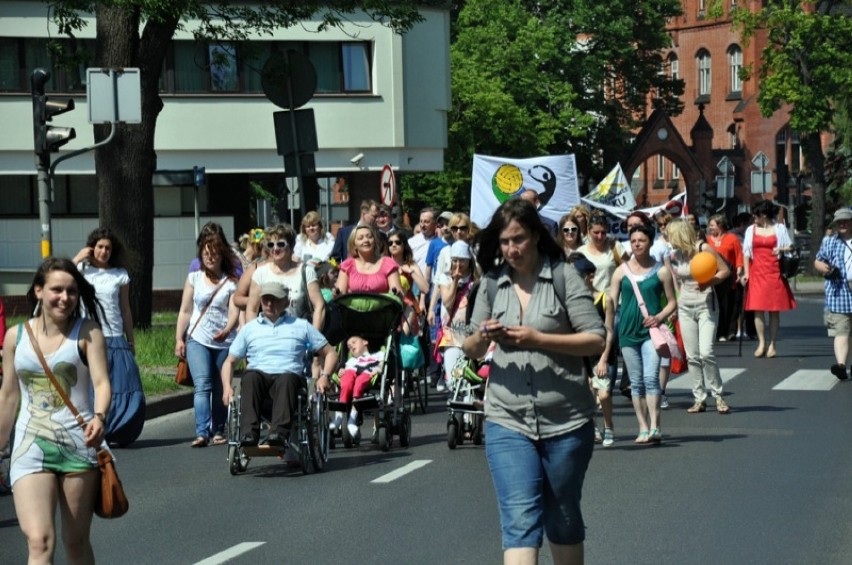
[
  {"xmin": 94, "ymin": 412, "xmax": 106, "ymax": 422},
  {"xmin": 320, "ymin": 372, "xmax": 330, "ymax": 379}
]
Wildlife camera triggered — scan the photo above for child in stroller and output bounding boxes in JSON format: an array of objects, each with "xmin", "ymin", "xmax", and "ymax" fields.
[{"xmin": 330, "ymin": 335, "xmax": 384, "ymax": 437}]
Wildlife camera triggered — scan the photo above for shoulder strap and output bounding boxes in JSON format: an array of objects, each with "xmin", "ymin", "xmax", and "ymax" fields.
[
  {"xmin": 621, "ymin": 264, "xmax": 651, "ymax": 318},
  {"xmin": 610, "ymin": 239, "xmax": 622, "ymax": 266},
  {"xmin": 22, "ymin": 321, "xmax": 87, "ymax": 428},
  {"xmin": 188, "ymin": 278, "xmax": 227, "ymax": 338}
]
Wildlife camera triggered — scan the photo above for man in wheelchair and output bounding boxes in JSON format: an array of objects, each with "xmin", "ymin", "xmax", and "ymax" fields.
[{"xmin": 221, "ymin": 281, "xmax": 337, "ymax": 447}]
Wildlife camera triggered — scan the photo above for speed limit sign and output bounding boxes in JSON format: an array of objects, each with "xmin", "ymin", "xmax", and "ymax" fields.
[{"xmin": 380, "ymin": 164, "xmax": 396, "ymax": 206}]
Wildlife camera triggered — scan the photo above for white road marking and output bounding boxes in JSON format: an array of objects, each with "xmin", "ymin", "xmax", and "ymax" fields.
[
  {"xmin": 773, "ymin": 369, "xmax": 838, "ymax": 391},
  {"xmin": 194, "ymin": 542, "xmax": 266, "ymax": 565},
  {"xmin": 371, "ymin": 460, "xmax": 432, "ymax": 484},
  {"xmin": 666, "ymin": 368, "xmax": 745, "ymax": 390}
]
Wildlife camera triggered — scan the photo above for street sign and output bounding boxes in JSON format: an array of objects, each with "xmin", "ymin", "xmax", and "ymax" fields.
[
  {"xmin": 717, "ymin": 156, "xmax": 734, "ymax": 175},
  {"xmin": 751, "ymin": 170, "xmax": 772, "ymax": 194},
  {"xmin": 380, "ymin": 164, "xmax": 396, "ymax": 206},
  {"xmin": 716, "ymin": 175, "xmax": 734, "ymax": 198},
  {"xmin": 261, "ymin": 51, "xmax": 316, "ymax": 110},
  {"xmin": 273, "ymin": 109, "xmax": 317, "ymax": 156},
  {"xmin": 86, "ymin": 68, "xmax": 142, "ymax": 124},
  {"xmin": 751, "ymin": 151, "xmax": 769, "ymax": 170}
]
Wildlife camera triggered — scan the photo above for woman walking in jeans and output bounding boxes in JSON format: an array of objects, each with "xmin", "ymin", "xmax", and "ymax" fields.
[
  {"xmin": 464, "ymin": 199, "xmax": 605, "ymax": 565},
  {"xmin": 665, "ymin": 220, "xmax": 732, "ymax": 414},
  {"xmin": 608, "ymin": 224, "xmax": 677, "ymax": 444},
  {"xmin": 176, "ymin": 231, "xmax": 239, "ymax": 447}
]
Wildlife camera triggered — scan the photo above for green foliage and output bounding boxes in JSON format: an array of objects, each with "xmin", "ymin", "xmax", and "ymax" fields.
[
  {"xmin": 402, "ymin": 0, "xmax": 684, "ymax": 212},
  {"xmin": 733, "ymin": 2, "xmax": 852, "ymax": 133}
]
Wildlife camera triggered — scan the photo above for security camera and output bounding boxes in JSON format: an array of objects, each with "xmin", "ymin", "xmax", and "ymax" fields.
[{"xmin": 350, "ymin": 153, "xmax": 365, "ymax": 165}]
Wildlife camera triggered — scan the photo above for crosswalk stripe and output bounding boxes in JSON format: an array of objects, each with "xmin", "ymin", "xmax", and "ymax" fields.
[
  {"xmin": 666, "ymin": 368, "xmax": 745, "ymax": 390},
  {"xmin": 772, "ymin": 369, "xmax": 838, "ymax": 391}
]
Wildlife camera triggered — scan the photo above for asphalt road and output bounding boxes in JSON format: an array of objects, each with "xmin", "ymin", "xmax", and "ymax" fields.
[{"xmin": 2, "ymin": 293, "xmax": 852, "ymax": 564}]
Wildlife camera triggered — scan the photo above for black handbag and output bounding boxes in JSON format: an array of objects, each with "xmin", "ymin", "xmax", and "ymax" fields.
[{"xmin": 779, "ymin": 247, "xmax": 801, "ymax": 279}]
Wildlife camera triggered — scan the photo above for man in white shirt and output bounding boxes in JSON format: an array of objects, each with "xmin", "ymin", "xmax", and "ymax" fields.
[{"xmin": 408, "ymin": 207, "xmax": 441, "ymax": 274}]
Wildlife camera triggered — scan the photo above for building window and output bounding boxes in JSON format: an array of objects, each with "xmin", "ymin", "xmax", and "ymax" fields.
[
  {"xmin": 728, "ymin": 45, "xmax": 742, "ymax": 94},
  {"xmin": 657, "ymin": 154, "xmax": 665, "ymax": 180},
  {"xmin": 698, "ymin": 0, "xmax": 706, "ymax": 18},
  {"xmin": 668, "ymin": 54, "xmax": 679, "ymax": 81},
  {"xmin": 697, "ymin": 50, "xmax": 711, "ymax": 97},
  {"xmin": 0, "ymin": 176, "xmax": 35, "ymax": 216},
  {"xmin": 209, "ymin": 43, "xmax": 239, "ymax": 92},
  {"xmin": 728, "ymin": 123, "xmax": 739, "ymax": 149},
  {"xmin": 0, "ymin": 38, "xmax": 21, "ymax": 91},
  {"xmin": 672, "ymin": 163, "xmax": 680, "ymax": 179}
]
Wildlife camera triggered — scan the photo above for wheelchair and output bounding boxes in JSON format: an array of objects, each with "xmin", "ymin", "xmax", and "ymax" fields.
[{"xmin": 226, "ymin": 372, "xmax": 329, "ymax": 476}]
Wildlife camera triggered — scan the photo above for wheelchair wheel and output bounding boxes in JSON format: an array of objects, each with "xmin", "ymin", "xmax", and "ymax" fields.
[
  {"xmin": 228, "ymin": 444, "xmax": 248, "ymax": 475},
  {"xmin": 398, "ymin": 411, "xmax": 412, "ymax": 448},
  {"xmin": 308, "ymin": 395, "xmax": 328, "ymax": 472},
  {"xmin": 447, "ymin": 416, "xmax": 459, "ymax": 450},
  {"xmin": 472, "ymin": 414, "xmax": 484, "ymax": 446}
]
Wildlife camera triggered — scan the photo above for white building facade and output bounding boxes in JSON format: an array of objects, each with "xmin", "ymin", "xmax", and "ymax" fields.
[{"xmin": 0, "ymin": 1, "xmax": 451, "ymax": 294}]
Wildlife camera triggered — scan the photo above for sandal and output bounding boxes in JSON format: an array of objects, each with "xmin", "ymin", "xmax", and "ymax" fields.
[
  {"xmin": 635, "ymin": 431, "xmax": 650, "ymax": 444},
  {"xmin": 687, "ymin": 401, "xmax": 706, "ymax": 414},
  {"xmin": 190, "ymin": 437, "xmax": 209, "ymax": 448},
  {"xmin": 649, "ymin": 428, "xmax": 662, "ymax": 443},
  {"xmin": 211, "ymin": 434, "xmax": 228, "ymax": 446},
  {"xmin": 716, "ymin": 397, "xmax": 731, "ymax": 414}
]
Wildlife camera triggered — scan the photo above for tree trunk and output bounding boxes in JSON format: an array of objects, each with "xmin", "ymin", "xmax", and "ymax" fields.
[
  {"xmin": 803, "ymin": 131, "xmax": 826, "ymax": 275},
  {"xmin": 93, "ymin": 6, "xmax": 178, "ymax": 328}
]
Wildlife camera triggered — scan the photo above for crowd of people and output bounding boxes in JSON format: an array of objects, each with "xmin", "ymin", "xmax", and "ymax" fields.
[{"xmin": 1, "ymin": 194, "xmax": 849, "ymax": 565}]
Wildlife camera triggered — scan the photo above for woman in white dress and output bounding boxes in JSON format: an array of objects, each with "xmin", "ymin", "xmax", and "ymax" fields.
[{"xmin": 294, "ymin": 211, "xmax": 335, "ymax": 263}]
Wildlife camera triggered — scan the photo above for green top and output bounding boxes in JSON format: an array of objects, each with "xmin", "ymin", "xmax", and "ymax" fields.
[{"xmin": 618, "ymin": 264, "xmax": 664, "ymax": 347}]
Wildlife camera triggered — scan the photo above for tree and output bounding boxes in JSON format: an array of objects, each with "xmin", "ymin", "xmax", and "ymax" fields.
[
  {"xmin": 733, "ymin": 1, "xmax": 852, "ymax": 262},
  {"xmin": 401, "ymin": 0, "xmax": 683, "ymax": 212},
  {"xmin": 47, "ymin": 1, "xmax": 429, "ymax": 327}
]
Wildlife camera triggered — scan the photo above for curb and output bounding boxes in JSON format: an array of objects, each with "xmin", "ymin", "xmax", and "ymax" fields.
[{"xmin": 144, "ymin": 389, "xmax": 193, "ymax": 421}]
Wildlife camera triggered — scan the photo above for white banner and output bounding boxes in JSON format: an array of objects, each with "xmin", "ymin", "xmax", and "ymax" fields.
[
  {"xmin": 470, "ymin": 154, "xmax": 580, "ymax": 229},
  {"xmin": 582, "ymin": 191, "xmax": 688, "ymax": 240},
  {"xmin": 586, "ymin": 163, "xmax": 636, "ymax": 210}
]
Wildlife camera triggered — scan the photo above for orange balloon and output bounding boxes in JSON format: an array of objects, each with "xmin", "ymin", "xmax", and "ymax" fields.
[{"xmin": 690, "ymin": 251, "xmax": 717, "ymax": 284}]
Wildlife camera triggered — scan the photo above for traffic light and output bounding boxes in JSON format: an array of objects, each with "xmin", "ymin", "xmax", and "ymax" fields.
[{"xmin": 31, "ymin": 68, "xmax": 76, "ymax": 159}]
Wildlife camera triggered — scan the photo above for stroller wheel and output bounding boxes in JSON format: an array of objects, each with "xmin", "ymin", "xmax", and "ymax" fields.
[
  {"xmin": 447, "ymin": 417, "xmax": 459, "ymax": 450},
  {"xmin": 378, "ymin": 426, "xmax": 390, "ymax": 452},
  {"xmin": 228, "ymin": 445, "xmax": 248, "ymax": 475},
  {"xmin": 398, "ymin": 412, "xmax": 412, "ymax": 448}
]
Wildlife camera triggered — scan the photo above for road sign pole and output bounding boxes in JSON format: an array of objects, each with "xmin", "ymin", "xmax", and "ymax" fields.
[{"xmin": 36, "ymin": 153, "xmax": 52, "ymax": 257}]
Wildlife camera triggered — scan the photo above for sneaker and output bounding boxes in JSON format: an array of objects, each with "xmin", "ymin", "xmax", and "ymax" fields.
[
  {"xmin": 718, "ymin": 336, "xmax": 727, "ymax": 342},
  {"xmin": 602, "ymin": 428, "xmax": 615, "ymax": 448},
  {"xmin": 830, "ymin": 364, "xmax": 849, "ymax": 381},
  {"xmin": 329, "ymin": 412, "xmax": 344, "ymax": 431},
  {"xmin": 436, "ymin": 381, "xmax": 447, "ymax": 392},
  {"xmin": 347, "ymin": 411, "xmax": 359, "ymax": 437},
  {"xmin": 594, "ymin": 426, "xmax": 603, "ymax": 443},
  {"xmin": 660, "ymin": 394, "xmax": 669, "ymax": 409}
]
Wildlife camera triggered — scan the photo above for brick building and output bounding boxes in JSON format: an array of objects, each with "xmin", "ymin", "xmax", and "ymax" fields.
[{"xmin": 630, "ymin": 0, "xmax": 816, "ymax": 230}]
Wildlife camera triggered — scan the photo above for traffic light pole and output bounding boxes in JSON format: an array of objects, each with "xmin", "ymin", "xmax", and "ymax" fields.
[{"xmin": 35, "ymin": 152, "xmax": 53, "ymax": 258}]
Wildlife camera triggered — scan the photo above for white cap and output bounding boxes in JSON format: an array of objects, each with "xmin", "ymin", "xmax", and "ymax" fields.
[{"xmin": 450, "ymin": 240, "xmax": 471, "ymax": 259}]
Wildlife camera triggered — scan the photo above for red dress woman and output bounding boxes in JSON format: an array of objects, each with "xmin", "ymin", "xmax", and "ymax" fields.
[{"xmin": 743, "ymin": 201, "xmax": 796, "ymax": 358}]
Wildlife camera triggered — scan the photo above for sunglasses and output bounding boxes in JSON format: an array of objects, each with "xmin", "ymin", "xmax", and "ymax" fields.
[
  {"xmin": 562, "ymin": 227, "xmax": 579, "ymax": 233},
  {"xmin": 266, "ymin": 241, "xmax": 289, "ymax": 250},
  {"xmin": 450, "ymin": 225, "xmax": 469, "ymax": 233},
  {"xmin": 388, "ymin": 240, "xmax": 403, "ymax": 246}
]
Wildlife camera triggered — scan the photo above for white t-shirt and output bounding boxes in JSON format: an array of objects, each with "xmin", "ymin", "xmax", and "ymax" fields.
[
  {"xmin": 252, "ymin": 262, "xmax": 317, "ymax": 320},
  {"xmin": 187, "ymin": 271, "xmax": 237, "ymax": 349},
  {"xmin": 294, "ymin": 233, "xmax": 335, "ymax": 263},
  {"xmin": 408, "ymin": 232, "xmax": 436, "ymax": 274},
  {"xmin": 578, "ymin": 240, "xmax": 625, "ymax": 295},
  {"xmin": 80, "ymin": 266, "xmax": 129, "ymax": 337},
  {"xmin": 432, "ymin": 245, "xmax": 454, "ymax": 287}
]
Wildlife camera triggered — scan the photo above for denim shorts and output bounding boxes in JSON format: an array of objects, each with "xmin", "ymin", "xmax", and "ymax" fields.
[{"xmin": 485, "ymin": 420, "xmax": 594, "ymax": 549}]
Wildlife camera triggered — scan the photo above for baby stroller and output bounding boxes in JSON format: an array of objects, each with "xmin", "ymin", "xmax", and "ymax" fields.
[
  {"xmin": 446, "ymin": 354, "xmax": 488, "ymax": 449},
  {"xmin": 326, "ymin": 293, "xmax": 413, "ymax": 452}
]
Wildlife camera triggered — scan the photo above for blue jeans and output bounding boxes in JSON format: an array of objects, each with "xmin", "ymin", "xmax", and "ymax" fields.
[
  {"xmin": 485, "ymin": 420, "xmax": 594, "ymax": 549},
  {"xmin": 621, "ymin": 339, "xmax": 661, "ymax": 397},
  {"xmin": 186, "ymin": 339, "xmax": 229, "ymax": 439}
]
